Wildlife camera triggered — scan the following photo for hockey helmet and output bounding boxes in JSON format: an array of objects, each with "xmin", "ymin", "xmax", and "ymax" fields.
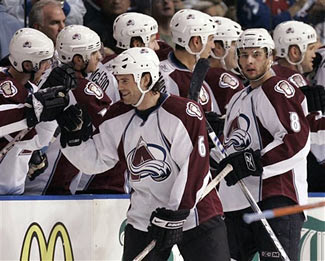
[
  {"xmin": 56, "ymin": 25, "xmax": 101, "ymax": 64},
  {"xmin": 9, "ymin": 28, "xmax": 54, "ymax": 72},
  {"xmin": 113, "ymin": 12, "xmax": 158, "ymax": 49}
]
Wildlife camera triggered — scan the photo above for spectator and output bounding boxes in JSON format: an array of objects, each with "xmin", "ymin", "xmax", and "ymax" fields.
[
  {"xmin": 0, "ymin": 0, "xmax": 23, "ymax": 59},
  {"xmin": 84, "ymin": 0, "xmax": 131, "ymax": 53},
  {"xmin": 3, "ymin": 0, "xmax": 86, "ymax": 26},
  {"xmin": 192, "ymin": 0, "xmax": 228, "ymax": 17},
  {"xmin": 29, "ymin": 0, "xmax": 66, "ymax": 45},
  {"xmin": 236, "ymin": 0, "xmax": 309, "ymax": 30},
  {"xmin": 151, "ymin": 0, "xmax": 175, "ymax": 48}
]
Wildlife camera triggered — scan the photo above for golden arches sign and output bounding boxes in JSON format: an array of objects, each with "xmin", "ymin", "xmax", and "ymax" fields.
[{"xmin": 20, "ymin": 222, "xmax": 74, "ymax": 261}]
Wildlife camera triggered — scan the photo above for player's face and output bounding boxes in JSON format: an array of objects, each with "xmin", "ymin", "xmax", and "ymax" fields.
[
  {"xmin": 116, "ymin": 74, "xmax": 141, "ymax": 105},
  {"xmin": 39, "ymin": 5, "xmax": 65, "ymax": 45},
  {"xmin": 33, "ymin": 59, "xmax": 52, "ymax": 84},
  {"xmin": 238, "ymin": 47, "xmax": 271, "ymax": 81},
  {"xmin": 300, "ymin": 43, "xmax": 317, "ymax": 73},
  {"xmin": 148, "ymin": 34, "xmax": 160, "ymax": 51},
  {"xmin": 85, "ymin": 51, "xmax": 102, "ymax": 74},
  {"xmin": 102, "ymin": 0, "xmax": 131, "ymax": 15},
  {"xmin": 200, "ymin": 35, "xmax": 215, "ymax": 59},
  {"xmin": 224, "ymin": 41, "xmax": 237, "ymax": 70}
]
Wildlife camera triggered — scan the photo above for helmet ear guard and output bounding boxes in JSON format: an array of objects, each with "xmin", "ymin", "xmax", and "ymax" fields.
[
  {"xmin": 56, "ymin": 25, "xmax": 101, "ymax": 64},
  {"xmin": 9, "ymin": 28, "xmax": 54, "ymax": 73},
  {"xmin": 113, "ymin": 12, "xmax": 158, "ymax": 49}
]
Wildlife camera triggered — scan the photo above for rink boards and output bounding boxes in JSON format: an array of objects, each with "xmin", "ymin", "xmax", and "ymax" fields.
[{"xmin": 0, "ymin": 193, "xmax": 324, "ymax": 261}]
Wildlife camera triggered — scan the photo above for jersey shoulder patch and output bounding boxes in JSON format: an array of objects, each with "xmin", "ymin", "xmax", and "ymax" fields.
[
  {"xmin": 219, "ymin": 72, "xmax": 239, "ymax": 89},
  {"xmin": 84, "ymin": 82, "xmax": 104, "ymax": 99},
  {"xmin": 274, "ymin": 80, "xmax": 295, "ymax": 98},
  {"xmin": 0, "ymin": 80, "xmax": 18, "ymax": 98},
  {"xmin": 288, "ymin": 73, "xmax": 307, "ymax": 87},
  {"xmin": 186, "ymin": 101, "xmax": 203, "ymax": 120}
]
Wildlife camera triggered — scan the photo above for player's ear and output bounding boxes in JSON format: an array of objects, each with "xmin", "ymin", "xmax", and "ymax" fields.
[{"xmin": 141, "ymin": 73, "xmax": 151, "ymax": 90}]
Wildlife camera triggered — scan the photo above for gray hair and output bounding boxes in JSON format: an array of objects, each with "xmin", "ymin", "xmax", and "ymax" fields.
[{"xmin": 29, "ymin": 0, "xmax": 62, "ymax": 28}]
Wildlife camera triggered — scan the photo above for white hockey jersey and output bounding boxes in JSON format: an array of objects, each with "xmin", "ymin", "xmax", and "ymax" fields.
[
  {"xmin": 63, "ymin": 94, "xmax": 223, "ymax": 231},
  {"xmin": 219, "ymin": 76, "xmax": 310, "ymax": 211}
]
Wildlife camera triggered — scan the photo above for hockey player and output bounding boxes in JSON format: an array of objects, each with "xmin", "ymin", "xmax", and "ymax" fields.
[
  {"xmin": 217, "ymin": 29, "xmax": 310, "ymax": 260},
  {"xmin": 23, "ymin": 25, "xmax": 111, "ymax": 195},
  {"xmin": 272, "ymin": 21, "xmax": 325, "ymax": 191},
  {"xmin": 87, "ymin": 11, "xmax": 170, "ymax": 104},
  {"xmin": 204, "ymin": 17, "xmax": 244, "ymax": 138},
  {"xmin": 160, "ymin": 9, "xmax": 217, "ymax": 112},
  {"xmin": 60, "ymin": 47, "xmax": 230, "ymax": 260},
  {"xmin": 0, "ymin": 28, "xmax": 69, "ymax": 194},
  {"xmin": 79, "ymin": 12, "xmax": 172, "ymax": 194}
]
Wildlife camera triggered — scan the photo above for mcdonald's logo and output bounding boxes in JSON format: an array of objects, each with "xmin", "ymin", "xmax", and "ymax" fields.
[{"xmin": 20, "ymin": 222, "xmax": 74, "ymax": 261}]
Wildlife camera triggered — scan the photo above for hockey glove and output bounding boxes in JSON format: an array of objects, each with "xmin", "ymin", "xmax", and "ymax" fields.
[
  {"xmin": 25, "ymin": 85, "xmax": 69, "ymax": 127},
  {"xmin": 57, "ymin": 105, "xmax": 93, "ymax": 148},
  {"xmin": 219, "ymin": 148, "xmax": 263, "ymax": 186},
  {"xmin": 41, "ymin": 63, "xmax": 77, "ymax": 91},
  {"xmin": 300, "ymin": 85, "xmax": 325, "ymax": 113},
  {"xmin": 27, "ymin": 150, "xmax": 48, "ymax": 181},
  {"xmin": 148, "ymin": 208, "xmax": 190, "ymax": 251}
]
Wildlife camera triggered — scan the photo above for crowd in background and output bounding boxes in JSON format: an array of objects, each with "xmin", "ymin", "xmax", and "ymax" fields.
[{"xmin": 1, "ymin": 0, "xmax": 325, "ymax": 60}]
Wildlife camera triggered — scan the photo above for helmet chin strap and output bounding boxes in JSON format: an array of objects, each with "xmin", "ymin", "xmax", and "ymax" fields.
[
  {"xmin": 132, "ymin": 79, "xmax": 154, "ymax": 108},
  {"xmin": 211, "ymin": 48, "xmax": 229, "ymax": 71},
  {"xmin": 285, "ymin": 54, "xmax": 305, "ymax": 74},
  {"xmin": 185, "ymin": 42, "xmax": 207, "ymax": 64}
]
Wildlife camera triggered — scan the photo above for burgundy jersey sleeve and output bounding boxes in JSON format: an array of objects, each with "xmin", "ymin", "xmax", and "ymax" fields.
[
  {"xmin": 205, "ymin": 67, "xmax": 244, "ymax": 115},
  {"xmin": 259, "ymin": 77, "xmax": 310, "ymax": 167},
  {"xmin": 162, "ymin": 95, "xmax": 223, "ymax": 220},
  {"xmin": 73, "ymin": 78, "xmax": 112, "ymax": 127}
]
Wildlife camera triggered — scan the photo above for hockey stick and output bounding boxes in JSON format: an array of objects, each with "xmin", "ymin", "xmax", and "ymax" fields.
[
  {"xmin": 0, "ymin": 128, "xmax": 32, "ymax": 163},
  {"xmin": 133, "ymin": 164, "xmax": 233, "ymax": 261},
  {"xmin": 243, "ymin": 201, "xmax": 325, "ymax": 224},
  {"xmin": 186, "ymin": 58, "xmax": 290, "ymax": 260},
  {"xmin": 134, "ymin": 59, "xmax": 230, "ymax": 261}
]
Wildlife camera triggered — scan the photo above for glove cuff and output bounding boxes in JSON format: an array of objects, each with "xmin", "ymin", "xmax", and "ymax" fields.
[{"xmin": 151, "ymin": 216, "xmax": 187, "ymax": 230}]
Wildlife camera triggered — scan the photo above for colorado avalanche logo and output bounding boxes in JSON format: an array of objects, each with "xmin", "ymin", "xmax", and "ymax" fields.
[
  {"xmin": 288, "ymin": 73, "xmax": 307, "ymax": 88},
  {"xmin": 219, "ymin": 73, "xmax": 239, "ymax": 89},
  {"xmin": 187, "ymin": 14, "xmax": 195, "ymax": 20},
  {"xmin": 286, "ymin": 27, "xmax": 294, "ymax": 34},
  {"xmin": 274, "ymin": 80, "xmax": 295, "ymax": 98},
  {"xmin": 126, "ymin": 19, "xmax": 135, "ymax": 26},
  {"xmin": 0, "ymin": 81, "xmax": 18, "ymax": 98},
  {"xmin": 140, "ymin": 48, "xmax": 149, "ymax": 54},
  {"xmin": 23, "ymin": 41, "xmax": 32, "ymax": 48},
  {"xmin": 72, "ymin": 33, "xmax": 81, "ymax": 40},
  {"xmin": 186, "ymin": 102, "xmax": 203, "ymax": 120},
  {"xmin": 84, "ymin": 82, "xmax": 104, "ymax": 99},
  {"xmin": 127, "ymin": 137, "xmax": 171, "ymax": 182},
  {"xmin": 224, "ymin": 114, "xmax": 251, "ymax": 151}
]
